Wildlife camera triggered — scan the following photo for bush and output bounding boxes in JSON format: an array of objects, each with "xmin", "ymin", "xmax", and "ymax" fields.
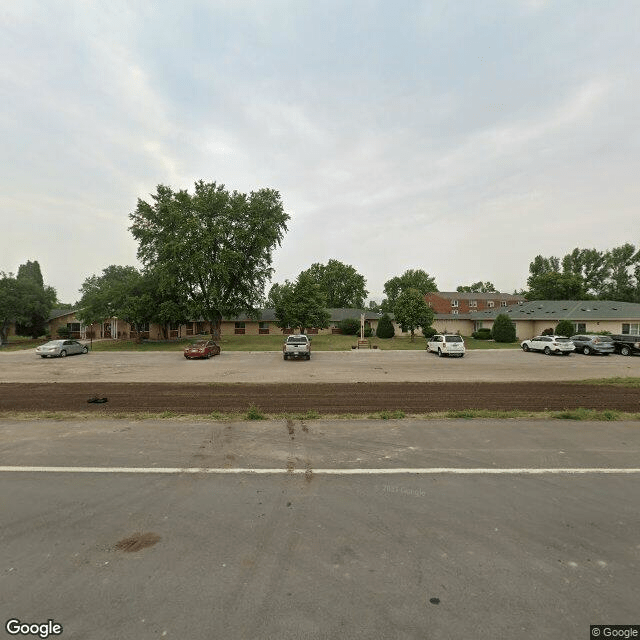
[
  {"xmin": 363, "ymin": 326, "xmax": 373, "ymax": 338},
  {"xmin": 338, "ymin": 318, "xmax": 360, "ymax": 335},
  {"xmin": 421, "ymin": 326, "xmax": 437, "ymax": 339},
  {"xmin": 376, "ymin": 314, "xmax": 395, "ymax": 339},
  {"xmin": 491, "ymin": 314, "xmax": 517, "ymax": 343},
  {"xmin": 541, "ymin": 327, "xmax": 554, "ymax": 335},
  {"xmin": 555, "ymin": 320, "xmax": 575, "ymax": 337},
  {"xmin": 57, "ymin": 326, "xmax": 71, "ymax": 338},
  {"xmin": 472, "ymin": 328, "xmax": 492, "ymax": 340}
]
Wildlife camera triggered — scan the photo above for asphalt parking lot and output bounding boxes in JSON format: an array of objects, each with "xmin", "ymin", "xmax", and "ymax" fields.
[{"xmin": 1, "ymin": 348, "xmax": 639, "ymax": 383}]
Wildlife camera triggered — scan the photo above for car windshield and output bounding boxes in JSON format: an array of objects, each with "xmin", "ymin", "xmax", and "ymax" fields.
[
  {"xmin": 192, "ymin": 341, "xmax": 208, "ymax": 347},
  {"xmin": 287, "ymin": 337, "xmax": 308, "ymax": 344},
  {"xmin": 445, "ymin": 336, "xmax": 463, "ymax": 342}
]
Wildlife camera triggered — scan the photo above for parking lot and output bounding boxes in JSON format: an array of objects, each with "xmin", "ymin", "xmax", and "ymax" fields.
[{"xmin": 1, "ymin": 347, "xmax": 639, "ymax": 384}]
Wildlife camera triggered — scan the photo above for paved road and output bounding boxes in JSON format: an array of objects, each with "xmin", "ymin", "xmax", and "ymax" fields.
[
  {"xmin": 1, "ymin": 348, "xmax": 639, "ymax": 383},
  {"xmin": 1, "ymin": 419, "xmax": 639, "ymax": 639}
]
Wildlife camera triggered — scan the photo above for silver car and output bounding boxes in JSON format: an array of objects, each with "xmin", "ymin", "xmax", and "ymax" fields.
[
  {"xmin": 35, "ymin": 339, "xmax": 89, "ymax": 358},
  {"xmin": 570, "ymin": 335, "xmax": 614, "ymax": 356}
]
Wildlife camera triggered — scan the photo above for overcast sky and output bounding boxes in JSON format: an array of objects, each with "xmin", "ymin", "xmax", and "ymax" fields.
[{"xmin": 2, "ymin": 1, "xmax": 639, "ymax": 304}]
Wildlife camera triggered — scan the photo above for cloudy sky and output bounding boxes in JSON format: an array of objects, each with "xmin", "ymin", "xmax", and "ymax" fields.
[{"xmin": 2, "ymin": 1, "xmax": 639, "ymax": 304}]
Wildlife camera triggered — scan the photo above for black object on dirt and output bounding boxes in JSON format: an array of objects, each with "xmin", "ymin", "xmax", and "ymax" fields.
[{"xmin": 87, "ymin": 397, "xmax": 108, "ymax": 404}]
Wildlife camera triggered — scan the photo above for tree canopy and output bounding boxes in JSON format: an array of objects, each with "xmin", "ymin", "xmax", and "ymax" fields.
[
  {"xmin": 129, "ymin": 181, "xmax": 289, "ymax": 337},
  {"xmin": 298, "ymin": 259, "xmax": 368, "ymax": 308},
  {"xmin": 382, "ymin": 269, "xmax": 437, "ymax": 312},
  {"xmin": 526, "ymin": 245, "xmax": 640, "ymax": 302},
  {"xmin": 0, "ymin": 261, "xmax": 56, "ymax": 341},
  {"xmin": 456, "ymin": 281, "xmax": 496, "ymax": 293},
  {"xmin": 273, "ymin": 273, "xmax": 330, "ymax": 333},
  {"xmin": 77, "ymin": 265, "xmax": 189, "ymax": 338},
  {"xmin": 392, "ymin": 288, "xmax": 435, "ymax": 341}
]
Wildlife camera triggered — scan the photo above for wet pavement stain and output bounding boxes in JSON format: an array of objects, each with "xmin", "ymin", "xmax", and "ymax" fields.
[{"xmin": 114, "ymin": 532, "xmax": 161, "ymax": 553}]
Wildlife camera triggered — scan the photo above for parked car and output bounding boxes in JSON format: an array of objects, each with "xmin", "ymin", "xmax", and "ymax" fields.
[
  {"xmin": 427, "ymin": 334, "xmax": 466, "ymax": 357},
  {"xmin": 35, "ymin": 339, "xmax": 88, "ymax": 358},
  {"xmin": 610, "ymin": 334, "xmax": 640, "ymax": 356},
  {"xmin": 570, "ymin": 334, "xmax": 614, "ymax": 355},
  {"xmin": 283, "ymin": 334, "xmax": 311, "ymax": 360},
  {"xmin": 183, "ymin": 340, "xmax": 221, "ymax": 359},
  {"xmin": 520, "ymin": 335, "xmax": 574, "ymax": 355}
]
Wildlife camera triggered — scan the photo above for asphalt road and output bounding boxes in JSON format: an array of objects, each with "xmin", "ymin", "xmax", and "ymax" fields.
[
  {"xmin": 2, "ymin": 348, "xmax": 640, "ymax": 383},
  {"xmin": 2, "ymin": 418, "xmax": 639, "ymax": 639}
]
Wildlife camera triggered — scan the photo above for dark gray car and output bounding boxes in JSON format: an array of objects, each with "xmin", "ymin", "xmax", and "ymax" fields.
[{"xmin": 570, "ymin": 335, "xmax": 614, "ymax": 355}]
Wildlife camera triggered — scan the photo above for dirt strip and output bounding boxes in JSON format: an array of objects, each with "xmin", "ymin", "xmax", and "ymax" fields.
[{"xmin": 1, "ymin": 382, "xmax": 639, "ymax": 414}]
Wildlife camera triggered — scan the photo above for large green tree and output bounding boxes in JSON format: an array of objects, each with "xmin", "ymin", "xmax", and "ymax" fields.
[
  {"xmin": 393, "ymin": 288, "xmax": 435, "ymax": 342},
  {"xmin": 273, "ymin": 273, "xmax": 330, "ymax": 333},
  {"xmin": 382, "ymin": 269, "xmax": 437, "ymax": 312},
  {"xmin": 129, "ymin": 181, "xmax": 289, "ymax": 338},
  {"xmin": 299, "ymin": 259, "xmax": 368, "ymax": 308},
  {"xmin": 78, "ymin": 265, "xmax": 189, "ymax": 337},
  {"xmin": 13, "ymin": 261, "xmax": 56, "ymax": 338},
  {"xmin": 0, "ymin": 268, "xmax": 55, "ymax": 343},
  {"xmin": 491, "ymin": 313, "xmax": 517, "ymax": 343}
]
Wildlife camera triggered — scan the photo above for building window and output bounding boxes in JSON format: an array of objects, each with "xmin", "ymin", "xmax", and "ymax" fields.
[
  {"xmin": 622, "ymin": 323, "xmax": 640, "ymax": 335},
  {"xmin": 469, "ymin": 300, "xmax": 477, "ymax": 308},
  {"xmin": 500, "ymin": 301, "xmax": 507, "ymax": 307},
  {"xmin": 574, "ymin": 323, "xmax": 586, "ymax": 333},
  {"xmin": 67, "ymin": 322, "xmax": 81, "ymax": 333},
  {"xmin": 452, "ymin": 310, "xmax": 458, "ymax": 315},
  {"xmin": 451, "ymin": 300, "xmax": 459, "ymax": 308},
  {"xmin": 235, "ymin": 321, "xmax": 245, "ymax": 335},
  {"xmin": 259, "ymin": 321, "xmax": 269, "ymax": 335},
  {"xmin": 487, "ymin": 300, "xmax": 495, "ymax": 308}
]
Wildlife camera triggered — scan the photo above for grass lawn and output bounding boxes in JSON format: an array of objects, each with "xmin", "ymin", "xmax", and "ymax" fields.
[{"xmin": 80, "ymin": 334, "xmax": 521, "ymax": 352}]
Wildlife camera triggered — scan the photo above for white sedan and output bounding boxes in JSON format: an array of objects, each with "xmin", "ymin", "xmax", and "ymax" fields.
[{"xmin": 521, "ymin": 335, "xmax": 574, "ymax": 355}]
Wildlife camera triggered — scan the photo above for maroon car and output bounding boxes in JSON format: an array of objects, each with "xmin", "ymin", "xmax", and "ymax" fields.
[{"xmin": 183, "ymin": 340, "xmax": 221, "ymax": 359}]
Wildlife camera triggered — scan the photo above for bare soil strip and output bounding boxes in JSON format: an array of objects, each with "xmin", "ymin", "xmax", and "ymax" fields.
[{"xmin": 1, "ymin": 382, "xmax": 639, "ymax": 414}]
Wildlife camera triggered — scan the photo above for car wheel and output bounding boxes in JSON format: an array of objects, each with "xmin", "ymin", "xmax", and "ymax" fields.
[
  {"xmin": 283, "ymin": 354, "xmax": 287, "ymax": 360},
  {"xmin": 621, "ymin": 346, "xmax": 631, "ymax": 356},
  {"xmin": 307, "ymin": 354, "xmax": 311, "ymax": 360},
  {"xmin": 563, "ymin": 352, "xmax": 570, "ymax": 356},
  {"xmin": 40, "ymin": 355, "xmax": 47, "ymax": 358},
  {"xmin": 82, "ymin": 346, "xmax": 88, "ymax": 354},
  {"xmin": 459, "ymin": 354, "xmax": 464, "ymax": 358},
  {"xmin": 543, "ymin": 347, "xmax": 551, "ymax": 355},
  {"xmin": 583, "ymin": 347, "xmax": 591, "ymax": 355},
  {"xmin": 522, "ymin": 344, "xmax": 530, "ymax": 352},
  {"xmin": 59, "ymin": 350, "xmax": 67, "ymax": 357},
  {"xmin": 437, "ymin": 349, "xmax": 443, "ymax": 357}
]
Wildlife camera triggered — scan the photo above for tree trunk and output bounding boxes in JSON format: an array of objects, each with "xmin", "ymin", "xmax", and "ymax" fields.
[{"xmin": 210, "ymin": 312, "xmax": 222, "ymax": 341}]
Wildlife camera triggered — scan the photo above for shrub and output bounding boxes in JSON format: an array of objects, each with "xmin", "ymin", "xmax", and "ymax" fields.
[
  {"xmin": 555, "ymin": 320, "xmax": 575, "ymax": 337},
  {"xmin": 491, "ymin": 313, "xmax": 517, "ymax": 343},
  {"xmin": 338, "ymin": 318, "xmax": 360, "ymax": 335},
  {"xmin": 376, "ymin": 314, "xmax": 395, "ymax": 339},
  {"xmin": 541, "ymin": 327, "xmax": 554, "ymax": 336},
  {"xmin": 246, "ymin": 404, "xmax": 266, "ymax": 420},
  {"xmin": 472, "ymin": 328, "xmax": 492, "ymax": 340},
  {"xmin": 57, "ymin": 326, "xmax": 71, "ymax": 338},
  {"xmin": 421, "ymin": 326, "xmax": 437, "ymax": 339},
  {"xmin": 363, "ymin": 326, "xmax": 373, "ymax": 338}
]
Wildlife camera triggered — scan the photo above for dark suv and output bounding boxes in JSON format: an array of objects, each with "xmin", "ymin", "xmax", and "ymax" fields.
[
  {"xmin": 611, "ymin": 335, "xmax": 640, "ymax": 356},
  {"xmin": 570, "ymin": 335, "xmax": 614, "ymax": 355}
]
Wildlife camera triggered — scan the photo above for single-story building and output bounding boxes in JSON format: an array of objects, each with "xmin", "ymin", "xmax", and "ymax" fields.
[{"xmin": 45, "ymin": 301, "xmax": 640, "ymax": 342}]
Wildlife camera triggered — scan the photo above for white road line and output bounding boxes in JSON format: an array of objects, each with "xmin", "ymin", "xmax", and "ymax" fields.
[{"xmin": 1, "ymin": 466, "xmax": 640, "ymax": 475}]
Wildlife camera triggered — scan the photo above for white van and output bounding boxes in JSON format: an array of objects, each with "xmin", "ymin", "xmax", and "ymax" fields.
[{"xmin": 427, "ymin": 334, "xmax": 466, "ymax": 358}]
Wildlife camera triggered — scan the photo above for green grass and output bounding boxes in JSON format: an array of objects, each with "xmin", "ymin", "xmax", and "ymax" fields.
[
  {"xmin": 569, "ymin": 377, "xmax": 640, "ymax": 388},
  {"xmin": 15, "ymin": 333, "xmax": 519, "ymax": 352},
  {"xmin": 3, "ymin": 409, "xmax": 639, "ymax": 422}
]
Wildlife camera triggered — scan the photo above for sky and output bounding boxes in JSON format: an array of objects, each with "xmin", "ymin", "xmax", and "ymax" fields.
[{"xmin": 1, "ymin": 0, "xmax": 639, "ymax": 305}]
